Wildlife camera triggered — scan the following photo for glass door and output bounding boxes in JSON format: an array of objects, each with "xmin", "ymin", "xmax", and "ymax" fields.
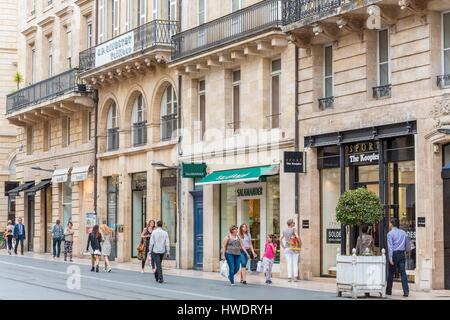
[
  {"xmin": 241, "ymin": 199, "xmax": 261, "ymax": 258},
  {"xmin": 131, "ymin": 173, "xmax": 147, "ymax": 258}
]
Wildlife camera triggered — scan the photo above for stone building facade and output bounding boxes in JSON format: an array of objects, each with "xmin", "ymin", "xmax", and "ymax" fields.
[
  {"xmin": 0, "ymin": 0, "xmax": 19, "ymax": 230},
  {"xmin": 4, "ymin": 0, "xmax": 95, "ymax": 256}
]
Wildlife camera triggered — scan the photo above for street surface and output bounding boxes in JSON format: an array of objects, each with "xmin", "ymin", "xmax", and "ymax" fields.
[{"xmin": 0, "ymin": 255, "xmax": 340, "ymax": 300}]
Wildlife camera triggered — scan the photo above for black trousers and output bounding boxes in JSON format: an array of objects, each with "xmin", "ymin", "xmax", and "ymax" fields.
[
  {"xmin": 14, "ymin": 238, "xmax": 24, "ymax": 255},
  {"xmin": 6, "ymin": 235, "xmax": 13, "ymax": 251},
  {"xmin": 387, "ymin": 250, "xmax": 409, "ymax": 295},
  {"xmin": 152, "ymin": 253, "xmax": 165, "ymax": 282}
]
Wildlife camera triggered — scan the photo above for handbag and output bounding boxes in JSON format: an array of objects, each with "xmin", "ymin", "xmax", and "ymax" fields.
[
  {"xmin": 250, "ymin": 259, "xmax": 258, "ymax": 272},
  {"xmin": 256, "ymin": 260, "xmax": 264, "ymax": 273},
  {"xmin": 289, "ymin": 233, "xmax": 302, "ymax": 251},
  {"xmin": 220, "ymin": 260, "xmax": 229, "ymax": 278}
]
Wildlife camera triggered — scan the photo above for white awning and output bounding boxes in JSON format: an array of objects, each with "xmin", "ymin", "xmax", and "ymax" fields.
[
  {"xmin": 52, "ymin": 168, "xmax": 71, "ymax": 184},
  {"xmin": 71, "ymin": 165, "xmax": 92, "ymax": 182}
]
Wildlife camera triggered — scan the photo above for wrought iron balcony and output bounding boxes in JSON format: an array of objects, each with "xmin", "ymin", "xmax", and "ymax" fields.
[
  {"xmin": 79, "ymin": 20, "xmax": 178, "ymax": 73},
  {"xmin": 372, "ymin": 84, "xmax": 391, "ymax": 99},
  {"xmin": 107, "ymin": 127, "xmax": 120, "ymax": 151},
  {"xmin": 133, "ymin": 121, "xmax": 148, "ymax": 147},
  {"xmin": 319, "ymin": 96, "xmax": 334, "ymax": 110},
  {"xmin": 437, "ymin": 74, "xmax": 450, "ymax": 89},
  {"xmin": 172, "ymin": 0, "xmax": 282, "ymax": 61},
  {"xmin": 161, "ymin": 113, "xmax": 178, "ymax": 141},
  {"xmin": 6, "ymin": 68, "xmax": 90, "ymax": 115},
  {"xmin": 282, "ymin": 0, "xmax": 344, "ymax": 25}
]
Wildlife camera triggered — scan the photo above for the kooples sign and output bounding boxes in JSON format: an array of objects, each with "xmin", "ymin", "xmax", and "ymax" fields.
[
  {"xmin": 95, "ymin": 31, "xmax": 134, "ymax": 68},
  {"xmin": 345, "ymin": 141, "xmax": 379, "ymax": 165}
]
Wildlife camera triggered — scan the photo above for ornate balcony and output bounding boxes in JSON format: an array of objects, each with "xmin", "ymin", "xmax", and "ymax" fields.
[
  {"xmin": 79, "ymin": 20, "xmax": 178, "ymax": 85},
  {"xmin": 319, "ymin": 96, "xmax": 334, "ymax": 109},
  {"xmin": 6, "ymin": 69, "xmax": 94, "ymax": 126},
  {"xmin": 172, "ymin": 0, "xmax": 283, "ymax": 61},
  {"xmin": 372, "ymin": 84, "xmax": 391, "ymax": 99}
]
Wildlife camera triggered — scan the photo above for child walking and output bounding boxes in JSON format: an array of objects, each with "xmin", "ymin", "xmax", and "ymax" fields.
[{"xmin": 263, "ymin": 234, "xmax": 277, "ymax": 284}]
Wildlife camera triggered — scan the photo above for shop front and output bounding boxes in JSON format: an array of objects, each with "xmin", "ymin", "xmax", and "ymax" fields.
[
  {"xmin": 197, "ymin": 165, "xmax": 281, "ymax": 268},
  {"xmin": 306, "ymin": 121, "xmax": 417, "ymax": 279},
  {"xmin": 131, "ymin": 172, "xmax": 147, "ymax": 258}
]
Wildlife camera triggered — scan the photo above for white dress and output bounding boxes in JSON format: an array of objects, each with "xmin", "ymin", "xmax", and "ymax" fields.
[{"xmin": 102, "ymin": 233, "xmax": 112, "ymax": 257}]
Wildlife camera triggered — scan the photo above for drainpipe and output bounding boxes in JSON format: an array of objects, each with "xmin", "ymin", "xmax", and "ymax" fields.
[
  {"xmin": 93, "ymin": 89, "xmax": 99, "ymax": 219},
  {"xmin": 177, "ymin": 74, "xmax": 182, "ymax": 269},
  {"xmin": 294, "ymin": 44, "xmax": 301, "ymax": 280}
]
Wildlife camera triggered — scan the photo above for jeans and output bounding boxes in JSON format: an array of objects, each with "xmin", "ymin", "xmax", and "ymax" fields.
[
  {"xmin": 53, "ymin": 238, "xmax": 61, "ymax": 258},
  {"xmin": 285, "ymin": 248, "xmax": 299, "ymax": 279},
  {"xmin": 387, "ymin": 250, "xmax": 409, "ymax": 295},
  {"xmin": 152, "ymin": 252, "xmax": 165, "ymax": 282},
  {"xmin": 225, "ymin": 253, "xmax": 241, "ymax": 284},
  {"xmin": 14, "ymin": 237, "xmax": 24, "ymax": 255},
  {"xmin": 240, "ymin": 249, "xmax": 251, "ymax": 268}
]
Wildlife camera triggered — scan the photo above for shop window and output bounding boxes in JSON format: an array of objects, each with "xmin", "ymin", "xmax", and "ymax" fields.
[
  {"xmin": 270, "ymin": 59, "xmax": 281, "ymax": 128},
  {"xmin": 266, "ymin": 176, "xmax": 280, "ymax": 263},
  {"xmin": 161, "ymin": 169, "xmax": 177, "ymax": 259},
  {"xmin": 132, "ymin": 172, "xmax": 147, "ymax": 258},
  {"xmin": 220, "ymin": 184, "xmax": 237, "ymax": 243}
]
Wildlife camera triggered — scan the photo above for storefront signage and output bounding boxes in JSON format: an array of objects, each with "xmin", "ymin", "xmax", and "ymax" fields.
[
  {"xmin": 182, "ymin": 162, "xmax": 207, "ymax": 178},
  {"xmin": 95, "ymin": 31, "xmax": 134, "ymax": 68},
  {"xmin": 326, "ymin": 229, "xmax": 341, "ymax": 244},
  {"xmin": 302, "ymin": 220, "xmax": 310, "ymax": 229},
  {"xmin": 349, "ymin": 153, "xmax": 380, "ymax": 164},
  {"xmin": 236, "ymin": 187, "xmax": 263, "ymax": 197},
  {"xmin": 85, "ymin": 212, "xmax": 97, "ymax": 235},
  {"xmin": 418, "ymin": 217, "xmax": 425, "ymax": 227},
  {"xmin": 346, "ymin": 141, "xmax": 379, "ymax": 165},
  {"xmin": 284, "ymin": 151, "xmax": 304, "ymax": 173}
]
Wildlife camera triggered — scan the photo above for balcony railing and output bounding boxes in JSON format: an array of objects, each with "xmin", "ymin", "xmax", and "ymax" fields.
[
  {"xmin": 161, "ymin": 114, "xmax": 178, "ymax": 141},
  {"xmin": 133, "ymin": 121, "xmax": 148, "ymax": 147},
  {"xmin": 319, "ymin": 96, "xmax": 334, "ymax": 110},
  {"xmin": 437, "ymin": 75, "xmax": 450, "ymax": 89},
  {"xmin": 372, "ymin": 84, "xmax": 391, "ymax": 99},
  {"xmin": 6, "ymin": 69, "xmax": 89, "ymax": 115},
  {"xmin": 107, "ymin": 127, "xmax": 120, "ymax": 151},
  {"xmin": 172, "ymin": 0, "xmax": 282, "ymax": 61},
  {"xmin": 79, "ymin": 20, "xmax": 179, "ymax": 73},
  {"xmin": 282, "ymin": 0, "xmax": 346, "ymax": 25}
]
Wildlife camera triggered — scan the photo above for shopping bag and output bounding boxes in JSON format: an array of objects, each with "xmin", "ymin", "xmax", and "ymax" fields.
[
  {"xmin": 250, "ymin": 259, "xmax": 258, "ymax": 272},
  {"xmin": 147, "ymin": 253, "xmax": 152, "ymax": 266},
  {"xmin": 256, "ymin": 260, "xmax": 264, "ymax": 273},
  {"xmin": 220, "ymin": 260, "xmax": 229, "ymax": 278}
]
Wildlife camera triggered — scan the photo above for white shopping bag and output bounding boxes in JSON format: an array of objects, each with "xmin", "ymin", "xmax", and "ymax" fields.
[
  {"xmin": 256, "ymin": 260, "xmax": 264, "ymax": 273},
  {"xmin": 220, "ymin": 260, "xmax": 229, "ymax": 278}
]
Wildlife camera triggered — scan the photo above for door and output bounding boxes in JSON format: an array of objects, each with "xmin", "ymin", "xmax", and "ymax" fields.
[
  {"xmin": 132, "ymin": 190, "xmax": 146, "ymax": 257},
  {"xmin": 193, "ymin": 193, "xmax": 203, "ymax": 269},
  {"xmin": 44, "ymin": 186, "xmax": 52, "ymax": 253},
  {"xmin": 443, "ymin": 167, "xmax": 450, "ymax": 289},
  {"xmin": 241, "ymin": 199, "xmax": 261, "ymax": 258},
  {"xmin": 27, "ymin": 195, "xmax": 34, "ymax": 252},
  {"xmin": 107, "ymin": 189, "xmax": 118, "ymax": 261}
]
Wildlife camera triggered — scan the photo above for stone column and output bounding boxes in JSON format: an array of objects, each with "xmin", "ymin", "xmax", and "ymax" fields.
[{"xmin": 203, "ymin": 184, "xmax": 220, "ymax": 272}]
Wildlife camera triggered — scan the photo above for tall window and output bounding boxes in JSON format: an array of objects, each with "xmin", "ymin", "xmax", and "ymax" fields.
[
  {"xmin": 232, "ymin": 70, "xmax": 241, "ymax": 132},
  {"xmin": 86, "ymin": 111, "xmax": 92, "ymax": 141},
  {"xmin": 137, "ymin": 0, "xmax": 146, "ymax": 26},
  {"xmin": 125, "ymin": 0, "xmax": 132, "ymax": 31},
  {"xmin": 198, "ymin": 0, "xmax": 205, "ymax": 45},
  {"xmin": 231, "ymin": 0, "xmax": 242, "ymax": 34},
  {"xmin": 99, "ymin": 0, "xmax": 106, "ymax": 43},
  {"xmin": 43, "ymin": 121, "xmax": 51, "ymax": 151},
  {"xmin": 64, "ymin": 117, "xmax": 71, "ymax": 146},
  {"xmin": 169, "ymin": 0, "xmax": 176, "ymax": 20},
  {"xmin": 48, "ymin": 37, "xmax": 53, "ymax": 77},
  {"xmin": 152, "ymin": 0, "xmax": 159, "ymax": 20},
  {"xmin": 443, "ymin": 13, "xmax": 450, "ymax": 84},
  {"xmin": 324, "ymin": 45, "xmax": 333, "ymax": 98},
  {"xmin": 161, "ymin": 85, "xmax": 178, "ymax": 141},
  {"xmin": 31, "ymin": 46, "xmax": 36, "ymax": 84},
  {"xmin": 107, "ymin": 103, "xmax": 119, "ymax": 151},
  {"xmin": 87, "ymin": 20, "xmax": 93, "ymax": 48},
  {"xmin": 270, "ymin": 59, "xmax": 281, "ymax": 129},
  {"xmin": 26, "ymin": 126, "xmax": 33, "ymax": 155},
  {"xmin": 198, "ymin": 80, "xmax": 206, "ymax": 140},
  {"xmin": 112, "ymin": 0, "xmax": 120, "ymax": 37},
  {"xmin": 66, "ymin": 29, "xmax": 72, "ymax": 68},
  {"xmin": 378, "ymin": 29, "xmax": 390, "ymax": 86},
  {"xmin": 132, "ymin": 94, "xmax": 147, "ymax": 146}
]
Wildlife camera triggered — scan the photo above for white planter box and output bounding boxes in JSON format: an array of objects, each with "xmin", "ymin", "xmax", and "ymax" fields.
[{"xmin": 336, "ymin": 248, "xmax": 387, "ymax": 299}]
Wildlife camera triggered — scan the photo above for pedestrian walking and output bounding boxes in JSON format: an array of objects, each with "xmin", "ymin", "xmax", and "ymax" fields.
[
  {"xmin": 86, "ymin": 225, "xmax": 102, "ymax": 272},
  {"xmin": 13, "ymin": 218, "xmax": 26, "ymax": 255},
  {"xmin": 63, "ymin": 221, "xmax": 74, "ymax": 262},
  {"xmin": 100, "ymin": 224, "xmax": 113, "ymax": 272},
  {"xmin": 386, "ymin": 217, "xmax": 411, "ymax": 297},
  {"xmin": 238, "ymin": 223, "xmax": 256, "ymax": 284},
  {"xmin": 148, "ymin": 221, "xmax": 170, "ymax": 283},
  {"xmin": 4, "ymin": 220, "xmax": 14, "ymax": 255},
  {"xmin": 51, "ymin": 220, "xmax": 64, "ymax": 259},
  {"xmin": 280, "ymin": 219, "xmax": 302, "ymax": 282},
  {"xmin": 263, "ymin": 234, "xmax": 277, "ymax": 284},
  {"xmin": 221, "ymin": 225, "xmax": 249, "ymax": 286},
  {"xmin": 140, "ymin": 220, "xmax": 156, "ymax": 273},
  {"xmin": 356, "ymin": 225, "xmax": 375, "ymax": 255}
]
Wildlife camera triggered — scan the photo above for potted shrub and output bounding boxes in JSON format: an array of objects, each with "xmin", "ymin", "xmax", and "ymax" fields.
[{"xmin": 335, "ymin": 187, "xmax": 386, "ymax": 298}]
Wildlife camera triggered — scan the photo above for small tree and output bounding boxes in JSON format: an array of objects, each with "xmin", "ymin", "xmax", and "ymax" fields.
[
  {"xmin": 13, "ymin": 71, "xmax": 23, "ymax": 90},
  {"xmin": 336, "ymin": 188, "xmax": 384, "ymax": 254}
]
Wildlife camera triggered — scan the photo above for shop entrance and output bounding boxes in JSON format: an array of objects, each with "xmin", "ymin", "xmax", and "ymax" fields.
[
  {"xmin": 107, "ymin": 177, "xmax": 118, "ymax": 261},
  {"xmin": 26, "ymin": 195, "xmax": 34, "ymax": 252},
  {"xmin": 237, "ymin": 184, "xmax": 266, "ymax": 259},
  {"xmin": 192, "ymin": 191, "xmax": 203, "ymax": 270},
  {"xmin": 131, "ymin": 173, "xmax": 147, "ymax": 258},
  {"xmin": 43, "ymin": 186, "xmax": 52, "ymax": 253}
]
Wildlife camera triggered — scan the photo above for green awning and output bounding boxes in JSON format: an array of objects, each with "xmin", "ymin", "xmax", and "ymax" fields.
[{"xmin": 195, "ymin": 165, "xmax": 279, "ymax": 186}]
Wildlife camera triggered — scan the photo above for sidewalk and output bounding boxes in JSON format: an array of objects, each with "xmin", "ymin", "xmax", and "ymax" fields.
[{"xmin": 1, "ymin": 250, "xmax": 449, "ymax": 300}]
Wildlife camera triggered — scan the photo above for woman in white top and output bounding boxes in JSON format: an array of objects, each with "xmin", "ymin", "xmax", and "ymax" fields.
[
  {"xmin": 4, "ymin": 220, "xmax": 14, "ymax": 255},
  {"xmin": 238, "ymin": 224, "xmax": 256, "ymax": 285}
]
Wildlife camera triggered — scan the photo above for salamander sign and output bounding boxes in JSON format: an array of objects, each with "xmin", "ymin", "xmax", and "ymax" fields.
[{"xmin": 95, "ymin": 31, "xmax": 134, "ymax": 68}]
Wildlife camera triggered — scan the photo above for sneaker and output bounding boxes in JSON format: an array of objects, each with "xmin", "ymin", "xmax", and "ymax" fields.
[
  {"xmin": 158, "ymin": 280, "xmax": 164, "ymax": 284},
  {"xmin": 265, "ymin": 280, "xmax": 270, "ymax": 284},
  {"xmin": 268, "ymin": 280, "xmax": 272, "ymax": 284},
  {"xmin": 107, "ymin": 267, "xmax": 112, "ymax": 273},
  {"xmin": 230, "ymin": 283, "xmax": 235, "ymax": 287},
  {"xmin": 95, "ymin": 266, "xmax": 99, "ymax": 273},
  {"xmin": 242, "ymin": 281, "xmax": 247, "ymax": 285}
]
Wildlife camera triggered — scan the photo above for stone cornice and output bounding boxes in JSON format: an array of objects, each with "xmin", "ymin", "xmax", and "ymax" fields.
[
  {"xmin": 21, "ymin": 26, "xmax": 37, "ymax": 38},
  {"xmin": 37, "ymin": 16, "xmax": 55, "ymax": 28}
]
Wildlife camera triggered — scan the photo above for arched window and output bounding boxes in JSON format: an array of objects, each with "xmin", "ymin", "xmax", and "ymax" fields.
[
  {"xmin": 160, "ymin": 85, "xmax": 177, "ymax": 141},
  {"xmin": 107, "ymin": 102, "xmax": 119, "ymax": 151},
  {"xmin": 131, "ymin": 93, "xmax": 147, "ymax": 146}
]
